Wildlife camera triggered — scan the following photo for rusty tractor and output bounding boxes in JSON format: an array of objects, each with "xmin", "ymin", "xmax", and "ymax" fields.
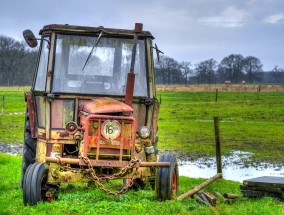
[{"xmin": 21, "ymin": 23, "xmax": 179, "ymax": 205}]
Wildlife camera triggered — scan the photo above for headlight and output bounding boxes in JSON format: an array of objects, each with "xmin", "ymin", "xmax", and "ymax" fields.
[
  {"xmin": 65, "ymin": 121, "xmax": 78, "ymax": 134},
  {"xmin": 101, "ymin": 120, "xmax": 121, "ymax": 140},
  {"xmin": 138, "ymin": 126, "xmax": 151, "ymax": 139}
]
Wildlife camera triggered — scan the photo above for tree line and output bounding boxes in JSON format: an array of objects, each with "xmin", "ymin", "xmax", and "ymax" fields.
[
  {"xmin": 0, "ymin": 35, "xmax": 283, "ymax": 86},
  {"xmin": 155, "ymin": 55, "xmax": 284, "ymax": 84},
  {"xmin": 0, "ymin": 35, "xmax": 37, "ymax": 86}
]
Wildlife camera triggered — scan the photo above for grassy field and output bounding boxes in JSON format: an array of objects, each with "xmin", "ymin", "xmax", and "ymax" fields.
[
  {"xmin": 0, "ymin": 86, "xmax": 284, "ymax": 214},
  {"xmin": 157, "ymin": 91, "xmax": 284, "ymax": 165},
  {"xmin": 0, "ymin": 87, "xmax": 29, "ymax": 144},
  {"xmin": 0, "ymin": 153, "xmax": 283, "ymax": 215},
  {"xmin": 0, "ymin": 86, "xmax": 284, "ymax": 164}
]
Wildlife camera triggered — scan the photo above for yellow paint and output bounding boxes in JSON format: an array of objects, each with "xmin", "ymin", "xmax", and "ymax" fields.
[{"xmin": 36, "ymin": 141, "xmax": 46, "ymax": 162}]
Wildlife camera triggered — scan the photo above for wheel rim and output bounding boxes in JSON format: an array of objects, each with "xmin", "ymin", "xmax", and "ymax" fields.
[
  {"xmin": 40, "ymin": 174, "xmax": 48, "ymax": 201},
  {"xmin": 41, "ymin": 174, "xmax": 56, "ymax": 202},
  {"xmin": 172, "ymin": 168, "xmax": 177, "ymax": 192}
]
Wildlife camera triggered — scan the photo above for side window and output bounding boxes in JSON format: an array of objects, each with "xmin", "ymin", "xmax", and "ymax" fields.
[
  {"xmin": 34, "ymin": 37, "xmax": 49, "ymax": 91},
  {"xmin": 51, "ymin": 99, "xmax": 74, "ymax": 129},
  {"xmin": 35, "ymin": 96, "xmax": 46, "ymax": 128}
]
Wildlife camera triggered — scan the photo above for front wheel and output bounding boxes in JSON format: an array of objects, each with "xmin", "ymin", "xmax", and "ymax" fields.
[
  {"xmin": 155, "ymin": 153, "xmax": 179, "ymax": 201},
  {"xmin": 23, "ymin": 162, "xmax": 58, "ymax": 205}
]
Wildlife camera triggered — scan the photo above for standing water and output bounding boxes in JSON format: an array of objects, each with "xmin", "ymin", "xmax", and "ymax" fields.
[{"xmin": 178, "ymin": 151, "xmax": 284, "ymax": 182}]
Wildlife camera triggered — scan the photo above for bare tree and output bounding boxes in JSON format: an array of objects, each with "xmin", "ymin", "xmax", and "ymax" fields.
[
  {"xmin": 218, "ymin": 54, "xmax": 244, "ymax": 83},
  {"xmin": 243, "ymin": 56, "xmax": 263, "ymax": 83},
  {"xmin": 155, "ymin": 55, "xmax": 183, "ymax": 84},
  {"xmin": 180, "ymin": 61, "xmax": 192, "ymax": 84},
  {"xmin": 271, "ymin": 66, "xmax": 284, "ymax": 83},
  {"xmin": 0, "ymin": 35, "xmax": 37, "ymax": 86},
  {"xmin": 194, "ymin": 58, "xmax": 217, "ymax": 84}
]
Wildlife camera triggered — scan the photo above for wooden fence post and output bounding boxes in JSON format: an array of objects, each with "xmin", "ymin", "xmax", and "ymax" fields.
[{"xmin": 214, "ymin": 116, "xmax": 222, "ymax": 175}]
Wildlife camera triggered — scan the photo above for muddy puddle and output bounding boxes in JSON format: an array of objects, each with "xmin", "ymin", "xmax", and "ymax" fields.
[{"xmin": 178, "ymin": 150, "xmax": 284, "ymax": 182}]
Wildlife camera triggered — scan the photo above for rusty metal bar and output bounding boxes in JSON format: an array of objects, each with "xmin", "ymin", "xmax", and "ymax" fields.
[
  {"xmin": 125, "ymin": 23, "xmax": 143, "ymax": 107},
  {"xmin": 46, "ymin": 157, "xmax": 170, "ymax": 167},
  {"xmin": 214, "ymin": 116, "xmax": 222, "ymax": 175},
  {"xmin": 177, "ymin": 173, "xmax": 222, "ymax": 201},
  {"xmin": 46, "ymin": 157, "xmax": 79, "ymax": 165},
  {"xmin": 79, "ymin": 159, "xmax": 129, "ymax": 168},
  {"xmin": 25, "ymin": 92, "xmax": 36, "ymax": 138},
  {"xmin": 125, "ymin": 73, "xmax": 135, "ymax": 107},
  {"xmin": 96, "ymin": 118, "xmax": 101, "ymax": 161},
  {"xmin": 119, "ymin": 120, "xmax": 124, "ymax": 161},
  {"xmin": 140, "ymin": 162, "xmax": 170, "ymax": 167}
]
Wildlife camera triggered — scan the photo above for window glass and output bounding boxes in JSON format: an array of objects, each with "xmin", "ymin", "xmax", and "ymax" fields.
[
  {"xmin": 34, "ymin": 38, "xmax": 49, "ymax": 91},
  {"xmin": 53, "ymin": 34, "xmax": 148, "ymax": 97},
  {"xmin": 51, "ymin": 100, "xmax": 74, "ymax": 128},
  {"xmin": 35, "ymin": 96, "xmax": 45, "ymax": 128}
]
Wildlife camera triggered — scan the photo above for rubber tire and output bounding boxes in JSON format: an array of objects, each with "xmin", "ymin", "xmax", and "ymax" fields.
[
  {"xmin": 156, "ymin": 153, "xmax": 179, "ymax": 201},
  {"xmin": 21, "ymin": 111, "xmax": 36, "ymax": 188},
  {"xmin": 23, "ymin": 162, "xmax": 48, "ymax": 205}
]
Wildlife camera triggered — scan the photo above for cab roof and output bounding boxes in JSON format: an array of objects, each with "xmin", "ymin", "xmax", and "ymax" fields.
[{"xmin": 39, "ymin": 24, "xmax": 154, "ymax": 39}]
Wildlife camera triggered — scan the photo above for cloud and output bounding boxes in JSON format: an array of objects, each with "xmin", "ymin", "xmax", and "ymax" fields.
[
  {"xmin": 264, "ymin": 14, "xmax": 284, "ymax": 24},
  {"xmin": 198, "ymin": 6, "xmax": 247, "ymax": 28}
]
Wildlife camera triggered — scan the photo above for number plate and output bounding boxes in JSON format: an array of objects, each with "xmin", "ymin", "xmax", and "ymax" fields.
[{"xmin": 101, "ymin": 120, "xmax": 121, "ymax": 140}]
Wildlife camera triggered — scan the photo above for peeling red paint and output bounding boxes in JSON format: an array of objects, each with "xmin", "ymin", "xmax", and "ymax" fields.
[
  {"xmin": 81, "ymin": 97, "xmax": 133, "ymax": 114},
  {"xmin": 25, "ymin": 92, "xmax": 36, "ymax": 138}
]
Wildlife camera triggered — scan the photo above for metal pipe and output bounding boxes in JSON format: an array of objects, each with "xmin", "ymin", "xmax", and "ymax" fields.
[
  {"xmin": 140, "ymin": 162, "xmax": 170, "ymax": 167},
  {"xmin": 46, "ymin": 157, "xmax": 170, "ymax": 167},
  {"xmin": 125, "ymin": 23, "xmax": 143, "ymax": 107},
  {"xmin": 46, "ymin": 157, "xmax": 79, "ymax": 165},
  {"xmin": 177, "ymin": 173, "xmax": 222, "ymax": 201}
]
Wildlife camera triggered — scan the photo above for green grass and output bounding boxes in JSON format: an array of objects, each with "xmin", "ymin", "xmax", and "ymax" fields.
[
  {"xmin": 0, "ymin": 87, "xmax": 28, "ymax": 144},
  {"xmin": 0, "ymin": 88, "xmax": 284, "ymax": 164},
  {"xmin": 0, "ymin": 87, "xmax": 29, "ymax": 113},
  {"xmin": 0, "ymin": 153, "xmax": 283, "ymax": 215},
  {"xmin": 157, "ymin": 91, "xmax": 284, "ymax": 164},
  {"xmin": 0, "ymin": 87, "xmax": 284, "ymax": 214}
]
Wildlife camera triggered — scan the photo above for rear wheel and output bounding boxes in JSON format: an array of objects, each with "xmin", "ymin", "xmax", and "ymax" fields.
[
  {"xmin": 156, "ymin": 153, "xmax": 179, "ymax": 201},
  {"xmin": 21, "ymin": 111, "xmax": 36, "ymax": 188},
  {"xmin": 23, "ymin": 162, "xmax": 58, "ymax": 205}
]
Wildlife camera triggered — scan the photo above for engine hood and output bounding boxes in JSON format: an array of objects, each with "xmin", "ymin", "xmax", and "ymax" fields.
[{"xmin": 80, "ymin": 97, "xmax": 133, "ymax": 114}]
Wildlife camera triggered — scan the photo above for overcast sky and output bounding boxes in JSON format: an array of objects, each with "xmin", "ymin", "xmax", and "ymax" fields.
[{"xmin": 1, "ymin": 0, "xmax": 284, "ymax": 71}]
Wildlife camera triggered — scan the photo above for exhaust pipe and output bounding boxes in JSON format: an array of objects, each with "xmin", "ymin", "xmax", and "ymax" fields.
[{"xmin": 124, "ymin": 23, "xmax": 143, "ymax": 107}]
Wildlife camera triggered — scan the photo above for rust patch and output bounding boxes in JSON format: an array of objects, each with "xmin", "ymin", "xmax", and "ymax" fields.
[
  {"xmin": 46, "ymin": 143, "xmax": 53, "ymax": 157},
  {"xmin": 58, "ymin": 131, "xmax": 69, "ymax": 138},
  {"xmin": 25, "ymin": 92, "xmax": 36, "ymax": 138},
  {"xmin": 81, "ymin": 97, "xmax": 133, "ymax": 114}
]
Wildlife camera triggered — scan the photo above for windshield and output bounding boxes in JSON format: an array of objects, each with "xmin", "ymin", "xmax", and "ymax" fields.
[
  {"xmin": 34, "ymin": 37, "xmax": 49, "ymax": 91},
  {"xmin": 52, "ymin": 34, "xmax": 148, "ymax": 97}
]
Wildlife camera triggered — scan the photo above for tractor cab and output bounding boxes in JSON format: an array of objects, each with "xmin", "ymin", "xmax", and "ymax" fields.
[{"xmin": 21, "ymin": 23, "xmax": 178, "ymax": 205}]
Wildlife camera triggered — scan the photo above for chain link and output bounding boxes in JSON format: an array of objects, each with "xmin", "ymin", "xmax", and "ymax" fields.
[{"xmin": 56, "ymin": 156, "xmax": 140, "ymax": 196}]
